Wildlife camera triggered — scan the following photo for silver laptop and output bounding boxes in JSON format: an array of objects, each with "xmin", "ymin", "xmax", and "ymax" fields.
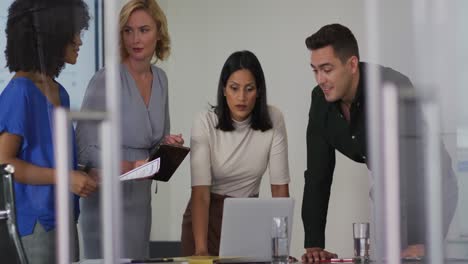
[{"xmin": 219, "ymin": 198, "xmax": 294, "ymax": 259}]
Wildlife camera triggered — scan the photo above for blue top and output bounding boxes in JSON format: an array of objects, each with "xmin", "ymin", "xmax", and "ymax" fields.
[{"xmin": 0, "ymin": 77, "xmax": 79, "ymax": 237}]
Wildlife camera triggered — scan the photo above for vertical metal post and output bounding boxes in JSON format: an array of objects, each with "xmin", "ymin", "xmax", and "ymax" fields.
[
  {"xmin": 364, "ymin": 0, "xmax": 385, "ymax": 261},
  {"xmin": 414, "ymin": 0, "xmax": 446, "ymax": 261},
  {"xmin": 54, "ymin": 107, "xmax": 72, "ymax": 264},
  {"xmin": 424, "ymin": 100, "xmax": 444, "ymax": 264},
  {"xmin": 54, "ymin": 112, "xmax": 108, "ymax": 263},
  {"xmin": 54, "ymin": 1, "xmax": 122, "ymax": 262},
  {"xmin": 428, "ymin": 0, "xmax": 447, "ymax": 262},
  {"xmin": 382, "ymin": 83, "xmax": 401, "ymax": 264},
  {"xmin": 102, "ymin": 0, "xmax": 122, "ymax": 263}
]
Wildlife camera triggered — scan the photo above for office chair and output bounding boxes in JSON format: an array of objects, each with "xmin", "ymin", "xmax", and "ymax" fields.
[{"xmin": 0, "ymin": 164, "xmax": 28, "ymax": 264}]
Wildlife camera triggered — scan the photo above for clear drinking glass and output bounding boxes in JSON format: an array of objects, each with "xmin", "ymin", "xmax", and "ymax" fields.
[
  {"xmin": 271, "ymin": 216, "xmax": 288, "ymax": 262},
  {"xmin": 353, "ymin": 222, "xmax": 370, "ymax": 261}
]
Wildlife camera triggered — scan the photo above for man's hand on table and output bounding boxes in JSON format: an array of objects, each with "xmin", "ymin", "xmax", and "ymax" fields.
[
  {"xmin": 401, "ymin": 244, "xmax": 425, "ymax": 258},
  {"xmin": 302, "ymin": 247, "xmax": 338, "ymax": 263}
]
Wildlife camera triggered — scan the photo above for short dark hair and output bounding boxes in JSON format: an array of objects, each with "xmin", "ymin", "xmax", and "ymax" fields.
[
  {"xmin": 305, "ymin": 23, "xmax": 360, "ymax": 63},
  {"xmin": 215, "ymin": 50, "xmax": 272, "ymax": 132},
  {"xmin": 5, "ymin": 0, "xmax": 90, "ymax": 77}
]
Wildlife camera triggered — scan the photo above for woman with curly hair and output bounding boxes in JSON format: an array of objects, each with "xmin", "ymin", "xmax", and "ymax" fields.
[{"xmin": 0, "ymin": 0, "xmax": 97, "ymax": 263}]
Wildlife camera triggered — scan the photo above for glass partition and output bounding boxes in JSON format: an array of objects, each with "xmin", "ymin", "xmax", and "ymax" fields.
[{"xmin": 366, "ymin": 0, "xmax": 468, "ymax": 262}]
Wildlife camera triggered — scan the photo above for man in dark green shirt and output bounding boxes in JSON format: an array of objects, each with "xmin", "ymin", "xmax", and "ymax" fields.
[{"xmin": 301, "ymin": 24, "xmax": 458, "ymax": 262}]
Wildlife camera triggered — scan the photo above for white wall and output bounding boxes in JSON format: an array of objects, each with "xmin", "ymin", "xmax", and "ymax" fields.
[{"xmin": 151, "ymin": 0, "xmax": 373, "ymax": 258}]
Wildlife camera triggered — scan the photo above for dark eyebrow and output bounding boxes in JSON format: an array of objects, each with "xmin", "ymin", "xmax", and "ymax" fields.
[
  {"xmin": 318, "ymin": 63, "xmax": 333, "ymax": 68},
  {"xmin": 228, "ymin": 81, "xmax": 255, "ymax": 86},
  {"xmin": 311, "ymin": 63, "xmax": 333, "ymax": 69}
]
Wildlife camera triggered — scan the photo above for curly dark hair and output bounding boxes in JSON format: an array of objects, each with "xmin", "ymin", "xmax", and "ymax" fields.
[
  {"xmin": 5, "ymin": 0, "xmax": 90, "ymax": 77},
  {"xmin": 215, "ymin": 50, "xmax": 272, "ymax": 132},
  {"xmin": 305, "ymin": 23, "xmax": 360, "ymax": 63}
]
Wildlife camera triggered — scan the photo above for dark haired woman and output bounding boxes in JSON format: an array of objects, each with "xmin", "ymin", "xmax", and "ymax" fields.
[
  {"xmin": 0, "ymin": 0, "xmax": 97, "ymax": 263},
  {"xmin": 181, "ymin": 50, "xmax": 290, "ymax": 256}
]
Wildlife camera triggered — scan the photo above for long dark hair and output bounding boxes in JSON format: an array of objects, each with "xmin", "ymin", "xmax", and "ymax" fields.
[{"xmin": 214, "ymin": 50, "xmax": 272, "ymax": 132}]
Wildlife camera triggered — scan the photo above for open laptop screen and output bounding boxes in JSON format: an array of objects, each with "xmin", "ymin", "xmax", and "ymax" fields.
[{"xmin": 219, "ymin": 198, "xmax": 294, "ymax": 259}]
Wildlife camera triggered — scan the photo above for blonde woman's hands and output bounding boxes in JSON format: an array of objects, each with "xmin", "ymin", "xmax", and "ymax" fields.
[
  {"xmin": 121, "ymin": 160, "xmax": 135, "ymax": 174},
  {"xmin": 134, "ymin": 159, "xmax": 148, "ymax": 168},
  {"xmin": 163, "ymin": 134, "xmax": 184, "ymax": 146}
]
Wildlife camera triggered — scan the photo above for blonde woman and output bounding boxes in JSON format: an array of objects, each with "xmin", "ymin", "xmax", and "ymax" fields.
[{"xmin": 76, "ymin": 0, "xmax": 183, "ymax": 259}]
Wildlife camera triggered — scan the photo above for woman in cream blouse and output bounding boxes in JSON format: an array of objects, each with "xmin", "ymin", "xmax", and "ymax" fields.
[{"xmin": 181, "ymin": 50, "xmax": 290, "ymax": 256}]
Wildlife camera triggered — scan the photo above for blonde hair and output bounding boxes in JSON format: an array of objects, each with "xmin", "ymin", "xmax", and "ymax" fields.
[{"xmin": 119, "ymin": 0, "xmax": 170, "ymax": 62}]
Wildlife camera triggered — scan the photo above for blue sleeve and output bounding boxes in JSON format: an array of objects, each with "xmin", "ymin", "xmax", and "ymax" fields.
[{"xmin": 0, "ymin": 84, "xmax": 30, "ymax": 152}]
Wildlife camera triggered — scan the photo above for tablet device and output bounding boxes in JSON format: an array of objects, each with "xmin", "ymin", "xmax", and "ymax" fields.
[{"xmin": 148, "ymin": 143, "xmax": 190, "ymax": 182}]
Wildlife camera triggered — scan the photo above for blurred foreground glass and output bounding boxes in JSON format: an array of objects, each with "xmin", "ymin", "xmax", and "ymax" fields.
[
  {"xmin": 353, "ymin": 222, "xmax": 370, "ymax": 262},
  {"xmin": 271, "ymin": 216, "xmax": 288, "ymax": 262}
]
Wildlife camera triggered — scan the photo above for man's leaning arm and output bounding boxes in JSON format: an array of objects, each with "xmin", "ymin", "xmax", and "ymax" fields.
[{"xmin": 302, "ymin": 91, "xmax": 336, "ymax": 248}]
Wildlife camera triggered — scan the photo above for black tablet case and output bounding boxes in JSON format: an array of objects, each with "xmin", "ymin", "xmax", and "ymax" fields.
[{"xmin": 148, "ymin": 143, "xmax": 190, "ymax": 182}]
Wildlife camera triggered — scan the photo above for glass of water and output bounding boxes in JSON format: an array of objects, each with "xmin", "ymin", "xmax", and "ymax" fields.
[
  {"xmin": 353, "ymin": 222, "xmax": 370, "ymax": 261},
  {"xmin": 271, "ymin": 216, "xmax": 288, "ymax": 262}
]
